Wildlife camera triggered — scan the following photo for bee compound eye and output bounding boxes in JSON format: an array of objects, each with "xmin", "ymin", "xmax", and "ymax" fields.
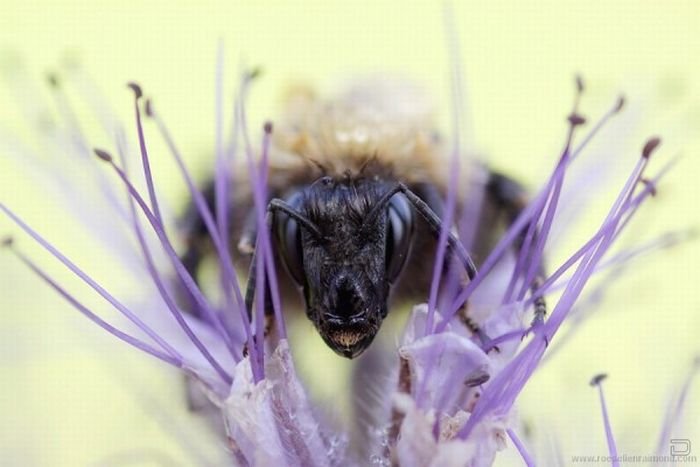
[
  {"xmin": 386, "ymin": 193, "xmax": 414, "ymax": 283},
  {"xmin": 276, "ymin": 212, "xmax": 306, "ymax": 286}
]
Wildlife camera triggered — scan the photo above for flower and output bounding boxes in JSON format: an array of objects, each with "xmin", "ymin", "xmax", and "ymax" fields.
[{"xmin": 1, "ymin": 54, "xmax": 696, "ymax": 466}]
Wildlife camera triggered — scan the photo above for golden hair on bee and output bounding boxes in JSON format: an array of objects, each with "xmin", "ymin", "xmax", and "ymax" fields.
[{"xmin": 268, "ymin": 77, "xmax": 454, "ymax": 186}]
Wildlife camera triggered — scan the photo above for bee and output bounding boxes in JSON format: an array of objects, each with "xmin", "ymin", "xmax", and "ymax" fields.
[{"xmin": 179, "ymin": 77, "xmax": 545, "ymax": 359}]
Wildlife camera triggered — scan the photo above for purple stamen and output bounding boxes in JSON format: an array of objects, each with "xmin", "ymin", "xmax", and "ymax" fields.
[
  {"xmin": 521, "ymin": 162, "xmax": 662, "ymax": 311},
  {"xmin": 6, "ymin": 242, "xmax": 183, "ymax": 368},
  {"xmin": 425, "ymin": 152, "xmax": 459, "ymax": 336},
  {"xmin": 0, "ymin": 204, "xmax": 182, "ymax": 362},
  {"xmin": 257, "ymin": 123, "xmax": 286, "ymax": 340},
  {"xmin": 145, "ymin": 104, "xmax": 250, "ymax": 352},
  {"xmin": 507, "ymin": 428, "xmax": 536, "ymax": 467},
  {"xmin": 524, "ymin": 174, "xmax": 679, "ymax": 309},
  {"xmin": 45, "ymin": 72, "xmax": 131, "ymax": 225},
  {"xmin": 239, "ymin": 75, "xmax": 287, "ymax": 349},
  {"xmin": 425, "ymin": 6, "xmax": 469, "ymax": 336},
  {"xmin": 213, "ymin": 42, "xmax": 236, "ymax": 316},
  {"xmin": 541, "ymin": 231, "xmax": 686, "ymax": 364},
  {"xmin": 442, "ymin": 95, "xmax": 632, "ymax": 326},
  {"xmin": 429, "ymin": 106, "xmax": 646, "ymax": 425},
  {"xmin": 506, "ymin": 86, "xmax": 585, "ymax": 305},
  {"xmin": 123, "ymin": 149, "xmax": 240, "ymax": 365},
  {"xmin": 457, "ymin": 137, "xmax": 667, "ymax": 439},
  {"xmin": 237, "ymin": 74, "xmax": 271, "ymax": 380},
  {"xmin": 254, "ymin": 229, "xmax": 267, "ymax": 379},
  {"xmin": 441, "ymin": 166, "xmax": 555, "ymax": 328},
  {"xmin": 128, "ymin": 82, "xmax": 164, "ymax": 227},
  {"xmin": 543, "ymin": 167, "xmax": 648, "ymax": 333},
  {"xmin": 590, "ymin": 374, "xmax": 619, "ymax": 467},
  {"xmin": 96, "ymin": 154, "xmax": 234, "ymax": 384},
  {"xmin": 438, "ymin": 174, "xmax": 487, "ymax": 314}
]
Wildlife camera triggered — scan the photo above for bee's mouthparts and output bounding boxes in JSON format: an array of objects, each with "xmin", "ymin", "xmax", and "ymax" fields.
[
  {"xmin": 329, "ymin": 329, "xmax": 365, "ymax": 348},
  {"xmin": 318, "ymin": 316, "xmax": 377, "ymax": 358}
]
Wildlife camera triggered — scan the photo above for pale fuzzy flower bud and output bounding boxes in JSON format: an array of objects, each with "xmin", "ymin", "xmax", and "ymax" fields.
[
  {"xmin": 392, "ymin": 393, "xmax": 509, "ymax": 467},
  {"xmin": 398, "ymin": 305, "xmax": 493, "ymax": 412},
  {"xmin": 224, "ymin": 340, "xmax": 343, "ymax": 466}
]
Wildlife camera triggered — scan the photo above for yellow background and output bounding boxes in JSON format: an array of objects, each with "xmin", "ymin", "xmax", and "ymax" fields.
[{"xmin": 1, "ymin": 1, "xmax": 699, "ymax": 465}]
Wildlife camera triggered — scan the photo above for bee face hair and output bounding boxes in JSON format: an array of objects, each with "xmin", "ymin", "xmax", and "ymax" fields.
[{"xmin": 274, "ymin": 175, "xmax": 414, "ymax": 358}]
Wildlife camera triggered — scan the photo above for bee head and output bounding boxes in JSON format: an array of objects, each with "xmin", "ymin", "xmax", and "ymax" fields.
[{"xmin": 274, "ymin": 177, "xmax": 414, "ymax": 358}]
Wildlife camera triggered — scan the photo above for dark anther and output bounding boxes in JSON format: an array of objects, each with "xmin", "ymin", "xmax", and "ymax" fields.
[
  {"xmin": 568, "ymin": 113, "xmax": 587, "ymax": 127},
  {"xmin": 93, "ymin": 148, "xmax": 113, "ymax": 162},
  {"xmin": 1, "ymin": 236, "xmax": 13, "ymax": 247},
  {"xmin": 127, "ymin": 82, "xmax": 143, "ymax": 99},
  {"xmin": 614, "ymin": 95, "xmax": 625, "ymax": 113},
  {"xmin": 589, "ymin": 373, "xmax": 608, "ymax": 386},
  {"xmin": 642, "ymin": 137, "xmax": 662, "ymax": 159},
  {"xmin": 263, "ymin": 121, "xmax": 273, "ymax": 134}
]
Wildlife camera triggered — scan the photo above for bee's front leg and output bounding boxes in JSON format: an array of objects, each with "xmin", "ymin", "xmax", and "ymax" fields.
[
  {"xmin": 406, "ymin": 183, "xmax": 499, "ymax": 349},
  {"xmin": 241, "ymin": 207, "xmax": 281, "ymax": 357}
]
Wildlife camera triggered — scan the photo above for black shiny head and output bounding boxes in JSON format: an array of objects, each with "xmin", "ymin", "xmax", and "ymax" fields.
[{"xmin": 274, "ymin": 176, "xmax": 414, "ymax": 358}]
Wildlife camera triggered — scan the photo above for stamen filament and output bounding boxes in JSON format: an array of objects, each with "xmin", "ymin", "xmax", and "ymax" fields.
[
  {"xmin": 214, "ymin": 42, "xmax": 236, "ymax": 317},
  {"xmin": 590, "ymin": 374, "xmax": 619, "ymax": 467},
  {"xmin": 443, "ymin": 95, "xmax": 628, "ymax": 325},
  {"xmin": 507, "ymin": 428, "xmax": 536, "ymax": 467},
  {"xmin": 8, "ymin": 244, "xmax": 183, "ymax": 368},
  {"xmin": 146, "ymin": 107, "xmax": 248, "ymax": 351},
  {"xmin": 128, "ymin": 83, "xmax": 164, "ymax": 227},
  {"xmin": 99, "ymin": 157, "xmax": 234, "ymax": 384},
  {"xmin": 425, "ymin": 6, "xmax": 466, "ymax": 336},
  {"xmin": 0, "ymin": 204, "xmax": 182, "ymax": 361}
]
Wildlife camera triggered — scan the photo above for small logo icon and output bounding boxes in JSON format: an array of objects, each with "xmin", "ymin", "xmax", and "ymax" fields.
[{"xmin": 670, "ymin": 439, "xmax": 691, "ymax": 457}]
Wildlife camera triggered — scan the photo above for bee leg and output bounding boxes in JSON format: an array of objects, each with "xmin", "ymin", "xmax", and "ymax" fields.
[
  {"xmin": 459, "ymin": 306, "xmax": 500, "ymax": 352},
  {"xmin": 399, "ymin": 183, "xmax": 503, "ymax": 350},
  {"xmin": 486, "ymin": 172, "xmax": 548, "ymax": 329},
  {"xmin": 242, "ymin": 210, "xmax": 276, "ymax": 356},
  {"xmin": 396, "ymin": 183, "xmax": 477, "ymax": 280}
]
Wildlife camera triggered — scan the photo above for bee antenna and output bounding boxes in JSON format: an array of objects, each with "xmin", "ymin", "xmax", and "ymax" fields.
[{"xmin": 268, "ymin": 199, "xmax": 323, "ymax": 240}]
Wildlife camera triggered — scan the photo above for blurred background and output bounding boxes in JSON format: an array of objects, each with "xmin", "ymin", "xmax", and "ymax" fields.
[{"xmin": 1, "ymin": 1, "xmax": 698, "ymax": 465}]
